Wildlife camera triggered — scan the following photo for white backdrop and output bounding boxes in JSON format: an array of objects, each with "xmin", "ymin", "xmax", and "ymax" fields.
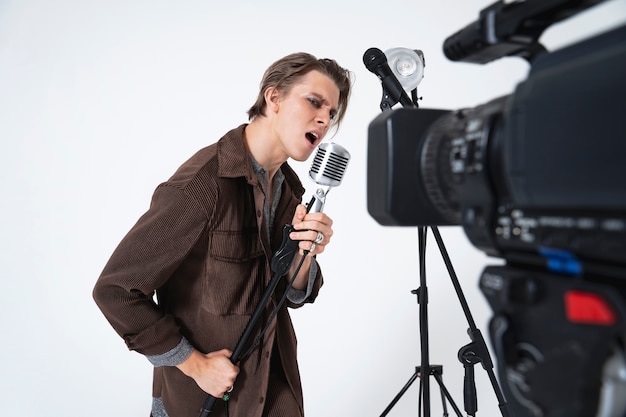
[{"xmin": 1, "ymin": 0, "xmax": 625, "ymax": 416}]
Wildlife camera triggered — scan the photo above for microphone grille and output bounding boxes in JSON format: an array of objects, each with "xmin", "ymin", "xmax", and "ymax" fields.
[{"xmin": 309, "ymin": 142, "xmax": 350, "ymax": 187}]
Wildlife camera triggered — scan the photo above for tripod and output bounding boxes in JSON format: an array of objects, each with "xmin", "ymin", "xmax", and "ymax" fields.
[{"xmin": 379, "ymin": 226, "xmax": 511, "ymax": 417}]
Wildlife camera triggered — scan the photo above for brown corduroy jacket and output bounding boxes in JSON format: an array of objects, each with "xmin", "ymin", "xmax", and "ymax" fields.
[{"xmin": 93, "ymin": 124, "xmax": 323, "ymax": 417}]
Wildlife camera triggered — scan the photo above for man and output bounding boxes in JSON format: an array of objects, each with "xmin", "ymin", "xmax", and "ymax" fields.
[{"xmin": 93, "ymin": 52, "xmax": 352, "ymax": 417}]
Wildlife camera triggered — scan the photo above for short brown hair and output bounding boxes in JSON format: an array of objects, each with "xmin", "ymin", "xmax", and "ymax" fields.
[{"xmin": 247, "ymin": 52, "xmax": 352, "ymax": 128}]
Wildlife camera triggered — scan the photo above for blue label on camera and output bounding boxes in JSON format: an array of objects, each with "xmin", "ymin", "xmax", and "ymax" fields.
[{"xmin": 539, "ymin": 247, "xmax": 583, "ymax": 276}]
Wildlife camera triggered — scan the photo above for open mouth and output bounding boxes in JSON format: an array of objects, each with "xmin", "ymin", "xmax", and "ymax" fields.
[{"xmin": 306, "ymin": 132, "xmax": 319, "ymax": 145}]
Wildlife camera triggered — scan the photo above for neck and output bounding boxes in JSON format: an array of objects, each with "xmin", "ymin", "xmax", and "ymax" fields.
[{"xmin": 244, "ymin": 119, "xmax": 285, "ymax": 180}]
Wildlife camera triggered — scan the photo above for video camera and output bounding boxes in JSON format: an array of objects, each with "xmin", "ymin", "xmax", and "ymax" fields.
[{"xmin": 366, "ymin": 0, "xmax": 626, "ymax": 416}]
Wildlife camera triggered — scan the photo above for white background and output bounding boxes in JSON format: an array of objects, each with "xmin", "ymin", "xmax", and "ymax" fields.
[{"xmin": 1, "ymin": 0, "xmax": 625, "ymax": 416}]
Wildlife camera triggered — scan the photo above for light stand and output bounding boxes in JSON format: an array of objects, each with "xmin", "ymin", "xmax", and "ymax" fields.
[
  {"xmin": 381, "ymin": 226, "xmax": 463, "ymax": 417},
  {"xmin": 366, "ymin": 47, "xmax": 511, "ymax": 417},
  {"xmin": 381, "ymin": 225, "xmax": 511, "ymax": 417}
]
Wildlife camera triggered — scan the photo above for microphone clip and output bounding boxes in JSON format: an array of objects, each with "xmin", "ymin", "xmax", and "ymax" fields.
[
  {"xmin": 377, "ymin": 75, "xmax": 416, "ymax": 111},
  {"xmin": 380, "ymin": 89, "xmax": 400, "ymax": 112}
]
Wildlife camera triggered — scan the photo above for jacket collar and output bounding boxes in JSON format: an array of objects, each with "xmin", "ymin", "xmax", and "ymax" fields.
[{"xmin": 217, "ymin": 124, "xmax": 253, "ymax": 180}]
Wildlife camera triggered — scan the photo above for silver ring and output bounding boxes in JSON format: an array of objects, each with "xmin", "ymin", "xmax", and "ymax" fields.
[
  {"xmin": 223, "ymin": 386, "xmax": 233, "ymax": 401},
  {"xmin": 314, "ymin": 231, "xmax": 324, "ymax": 244}
]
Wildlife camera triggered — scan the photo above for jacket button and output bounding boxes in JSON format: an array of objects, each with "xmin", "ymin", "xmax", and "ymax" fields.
[
  {"xmin": 259, "ymin": 396, "xmax": 264, "ymax": 404},
  {"xmin": 265, "ymin": 351, "xmax": 270, "ymax": 358},
  {"xmin": 257, "ymin": 210, "xmax": 262, "ymax": 217}
]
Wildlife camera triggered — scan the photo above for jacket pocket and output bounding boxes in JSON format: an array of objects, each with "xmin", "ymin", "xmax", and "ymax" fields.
[{"xmin": 203, "ymin": 229, "xmax": 265, "ymax": 315}]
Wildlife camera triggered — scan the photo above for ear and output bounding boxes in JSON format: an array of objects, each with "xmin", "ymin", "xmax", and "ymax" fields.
[{"xmin": 264, "ymin": 87, "xmax": 281, "ymax": 113}]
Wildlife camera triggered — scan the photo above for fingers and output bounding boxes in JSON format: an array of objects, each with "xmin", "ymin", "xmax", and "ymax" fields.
[
  {"xmin": 291, "ymin": 204, "xmax": 308, "ymax": 224},
  {"xmin": 289, "ymin": 208, "xmax": 334, "ymax": 256},
  {"xmin": 199, "ymin": 349, "xmax": 240, "ymax": 398},
  {"xmin": 206, "ymin": 348, "xmax": 231, "ymax": 358}
]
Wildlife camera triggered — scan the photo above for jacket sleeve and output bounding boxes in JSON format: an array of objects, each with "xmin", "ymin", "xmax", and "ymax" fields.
[{"xmin": 93, "ymin": 184, "xmax": 207, "ymax": 357}]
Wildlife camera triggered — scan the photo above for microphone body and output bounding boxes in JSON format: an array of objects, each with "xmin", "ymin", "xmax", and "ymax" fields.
[
  {"xmin": 363, "ymin": 47, "xmax": 414, "ymax": 108},
  {"xmin": 307, "ymin": 142, "xmax": 350, "ymax": 213}
]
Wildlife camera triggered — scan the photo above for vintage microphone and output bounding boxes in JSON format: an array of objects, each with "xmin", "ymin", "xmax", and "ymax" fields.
[
  {"xmin": 307, "ymin": 142, "xmax": 351, "ymax": 212},
  {"xmin": 266, "ymin": 142, "xmax": 350, "ymax": 281},
  {"xmin": 198, "ymin": 142, "xmax": 350, "ymax": 416}
]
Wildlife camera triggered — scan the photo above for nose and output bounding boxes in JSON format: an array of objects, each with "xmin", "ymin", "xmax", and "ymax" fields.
[{"xmin": 316, "ymin": 109, "xmax": 330, "ymax": 128}]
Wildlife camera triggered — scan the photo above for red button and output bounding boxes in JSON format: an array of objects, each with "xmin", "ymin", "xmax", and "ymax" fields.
[{"xmin": 564, "ymin": 290, "xmax": 617, "ymax": 325}]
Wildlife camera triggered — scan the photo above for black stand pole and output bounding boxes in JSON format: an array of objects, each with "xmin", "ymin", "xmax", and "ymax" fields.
[
  {"xmin": 379, "ymin": 226, "xmax": 512, "ymax": 417},
  {"xmin": 430, "ymin": 226, "xmax": 511, "ymax": 417},
  {"xmin": 380, "ymin": 226, "xmax": 463, "ymax": 417}
]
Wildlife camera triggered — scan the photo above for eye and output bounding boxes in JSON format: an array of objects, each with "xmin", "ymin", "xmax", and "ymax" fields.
[
  {"xmin": 307, "ymin": 97, "xmax": 321, "ymax": 108},
  {"xmin": 308, "ymin": 96, "xmax": 337, "ymax": 122}
]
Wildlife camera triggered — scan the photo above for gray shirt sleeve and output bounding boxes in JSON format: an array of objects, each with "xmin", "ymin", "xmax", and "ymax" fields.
[
  {"xmin": 286, "ymin": 258, "xmax": 319, "ymax": 304},
  {"xmin": 146, "ymin": 336, "xmax": 194, "ymax": 367}
]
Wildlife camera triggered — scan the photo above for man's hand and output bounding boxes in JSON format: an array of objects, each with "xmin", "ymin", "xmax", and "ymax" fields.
[
  {"xmin": 176, "ymin": 348, "xmax": 240, "ymax": 397},
  {"xmin": 289, "ymin": 204, "xmax": 334, "ymax": 256}
]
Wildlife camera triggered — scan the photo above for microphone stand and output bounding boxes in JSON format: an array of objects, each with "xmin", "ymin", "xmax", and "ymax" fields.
[
  {"xmin": 198, "ymin": 217, "xmax": 309, "ymax": 416},
  {"xmin": 373, "ymin": 84, "xmax": 511, "ymax": 417},
  {"xmin": 431, "ymin": 226, "xmax": 511, "ymax": 417}
]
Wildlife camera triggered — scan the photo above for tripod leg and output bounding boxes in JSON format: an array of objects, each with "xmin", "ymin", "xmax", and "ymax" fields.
[
  {"xmin": 438, "ymin": 379, "xmax": 448, "ymax": 417},
  {"xmin": 432, "ymin": 370, "xmax": 464, "ymax": 417},
  {"xmin": 380, "ymin": 368, "xmax": 420, "ymax": 417}
]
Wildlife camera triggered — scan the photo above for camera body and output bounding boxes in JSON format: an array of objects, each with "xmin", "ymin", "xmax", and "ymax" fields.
[
  {"xmin": 366, "ymin": 1, "xmax": 626, "ymax": 415},
  {"xmin": 368, "ymin": 23, "xmax": 626, "ymax": 262}
]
